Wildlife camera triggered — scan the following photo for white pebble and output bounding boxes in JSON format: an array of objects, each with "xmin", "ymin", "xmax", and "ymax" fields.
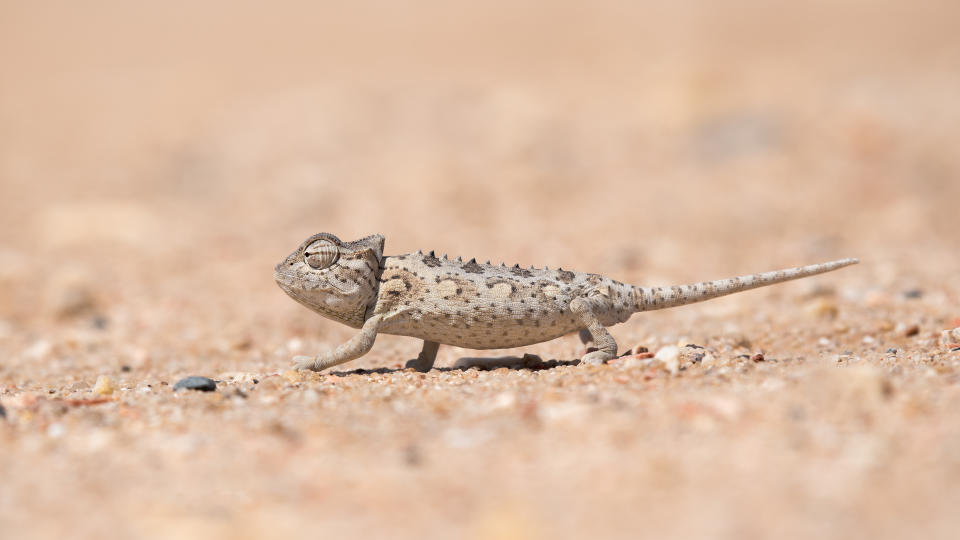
[
  {"xmin": 655, "ymin": 345, "xmax": 680, "ymax": 375},
  {"xmin": 47, "ymin": 423, "xmax": 65, "ymax": 438}
]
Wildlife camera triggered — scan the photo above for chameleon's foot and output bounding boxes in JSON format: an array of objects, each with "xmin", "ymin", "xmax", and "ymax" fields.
[
  {"xmin": 405, "ymin": 340, "xmax": 440, "ymax": 373},
  {"xmin": 404, "ymin": 358, "xmax": 433, "ymax": 372},
  {"xmin": 580, "ymin": 350, "xmax": 615, "ymax": 365},
  {"xmin": 292, "ymin": 355, "xmax": 323, "ymax": 371}
]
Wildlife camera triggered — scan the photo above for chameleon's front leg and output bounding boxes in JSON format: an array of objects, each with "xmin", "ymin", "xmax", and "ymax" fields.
[{"xmin": 292, "ymin": 314, "xmax": 384, "ymax": 371}]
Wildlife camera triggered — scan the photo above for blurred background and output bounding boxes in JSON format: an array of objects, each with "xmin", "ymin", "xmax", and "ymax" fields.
[{"xmin": 2, "ymin": 1, "xmax": 960, "ymax": 538}]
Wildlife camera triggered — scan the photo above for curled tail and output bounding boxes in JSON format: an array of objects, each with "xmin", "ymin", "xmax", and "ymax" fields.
[{"xmin": 633, "ymin": 258, "xmax": 858, "ymax": 312}]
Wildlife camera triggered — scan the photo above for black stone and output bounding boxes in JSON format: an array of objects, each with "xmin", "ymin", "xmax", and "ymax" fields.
[
  {"xmin": 173, "ymin": 376, "xmax": 217, "ymax": 392},
  {"xmin": 903, "ymin": 288, "xmax": 924, "ymax": 299},
  {"xmin": 886, "ymin": 348, "xmax": 898, "ymax": 354}
]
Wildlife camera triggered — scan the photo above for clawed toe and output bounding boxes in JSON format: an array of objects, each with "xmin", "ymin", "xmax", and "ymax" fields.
[
  {"xmin": 292, "ymin": 355, "xmax": 317, "ymax": 371},
  {"xmin": 580, "ymin": 351, "xmax": 615, "ymax": 365},
  {"xmin": 405, "ymin": 356, "xmax": 435, "ymax": 373}
]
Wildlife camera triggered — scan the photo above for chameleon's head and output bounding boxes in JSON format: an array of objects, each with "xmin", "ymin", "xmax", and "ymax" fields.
[{"xmin": 274, "ymin": 232, "xmax": 384, "ymax": 329}]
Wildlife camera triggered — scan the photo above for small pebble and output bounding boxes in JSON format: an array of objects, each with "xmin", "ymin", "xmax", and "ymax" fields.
[
  {"xmin": 886, "ymin": 348, "xmax": 898, "ymax": 355},
  {"xmin": 805, "ymin": 297, "xmax": 838, "ymax": 319},
  {"xmin": 679, "ymin": 345, "xmax": 706, "ymax": 366},
  {"xmin": 632, "ymin": 346, "xmax": 649, "ymax": 354},
  {"xmin": 93, "ymin": 375, "xmax": 116, "ymax": 396},
  {"xmin": 751, "ymin": 353, "xmax": 765, "ymax": 363},
  {"xmin": 654, "ymin": 345, "xmax": 680, "ymax": 374},
  {"xmin": 700, "ymin": 352, "xmax": 719, "ymax": 368},
  {"xmin": 902, "ymin": 288, "xmax": 924, "ymax": 299},
  {"xmin": 173, "ymin": 376, "xmax": 217, "ymax": 392},
  {"xmin": 904, "ymin": 324, "xmax": 920, "ymax": 337},
  {"xmin": 282, "ymin": 370, "xmax": 304, "ymax": 383}
]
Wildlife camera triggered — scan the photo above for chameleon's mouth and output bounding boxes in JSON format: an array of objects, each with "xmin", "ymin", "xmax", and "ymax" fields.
[{"xmin": 272, "ymin": 264, "xmax": 355, "ymax": 299}]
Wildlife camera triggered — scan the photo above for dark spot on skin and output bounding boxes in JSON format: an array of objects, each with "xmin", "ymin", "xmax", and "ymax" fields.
[
  {"xmin": 510, "ymin": 267, "xmax": 534, "ymax": 278},
  {"xmin": 462, "ymin": 261, "xmax": 485, "ymax": 274},
  {"xmin": 456, "ymin": 287, "xmax": 462, "ymax": 295},
  {"xmin": 557, "ymin": 270, "xmax": 575, "ymax": 283},
  {"xmin": 422, "ymin": 254, "xmax": 442, "ymax": 267}
]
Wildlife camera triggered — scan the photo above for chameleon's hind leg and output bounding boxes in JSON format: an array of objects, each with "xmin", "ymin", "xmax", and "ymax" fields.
[
  {"xmin": 405, "ymin": 340, "xmax": 440, "ymax": 372},
  {"xmin": 570, "ymin": 297, "xmax": 618, "ymax": 365}
]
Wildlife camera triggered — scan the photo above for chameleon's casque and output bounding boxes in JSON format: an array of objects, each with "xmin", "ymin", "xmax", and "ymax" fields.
[{"xmin": 275, "ymin": 232, "xmax": 858, "ymax": 372}]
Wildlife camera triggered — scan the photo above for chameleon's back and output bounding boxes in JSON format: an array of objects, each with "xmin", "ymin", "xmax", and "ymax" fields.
[{"xmin": 372, "ymin": 252, "xmax": 635, "ymax": 349}]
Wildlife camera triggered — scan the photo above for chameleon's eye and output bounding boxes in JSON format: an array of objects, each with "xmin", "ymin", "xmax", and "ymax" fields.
[{"xmin": 303, "ymin": 239, "xmax": 339, "ymax": 269}]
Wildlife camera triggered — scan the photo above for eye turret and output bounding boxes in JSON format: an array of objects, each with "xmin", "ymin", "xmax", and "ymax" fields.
[{"xmin": 303, "ymin": 239, "xmax": 339, "ymax": 269}]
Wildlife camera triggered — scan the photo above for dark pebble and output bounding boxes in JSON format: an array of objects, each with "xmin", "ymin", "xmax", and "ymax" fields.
[
  {"xmin": 952, "ymin": 347, "xmax": 960, "ymax": 353},
  {"xmin": 684, "ymin": 344, "xmax": 704, "ymax": 349},
  {"xmin": 92, "ymin": 316, "xmax": 109, "ymax": 330},
  {"xmin": 751, "ymin": 353, "xmax": 765, "ymax": 362},
  {"xmin": 173, "ymin": 376, "xmax": 217, "ymax": 392},
  {"xmin": 120, "ymin": 365, "xmax": 132, "ymax": 372},
  {"xmin": 886, "ymin": 348, "xmax": 898, "ymax": 354},
  {"xmin": 633, "ymin": 346, "xmax": 649, "ymax": 354},
  {"xmin": 903, "ymin": 289, "xmax": 924, "ymax": 299}
]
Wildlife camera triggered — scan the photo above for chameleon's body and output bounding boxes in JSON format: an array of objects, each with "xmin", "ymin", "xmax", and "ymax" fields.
[{"xmin": 274, "ymin": 232, "xmax": 857, "ymax": 372}]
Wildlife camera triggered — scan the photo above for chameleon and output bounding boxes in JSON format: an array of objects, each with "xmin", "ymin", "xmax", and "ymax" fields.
[{"xmin": 274, "ymin": 232, "xmax": 858, "ymax": 372}]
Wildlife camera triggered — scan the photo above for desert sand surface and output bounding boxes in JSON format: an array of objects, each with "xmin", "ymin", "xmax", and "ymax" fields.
[{"xmin": 2, "ymin": 1, "xmax": 960, "ymax": 538}]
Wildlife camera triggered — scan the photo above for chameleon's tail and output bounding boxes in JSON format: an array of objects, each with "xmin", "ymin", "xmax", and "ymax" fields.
[{"xmin": 633, "ymin": 258, "xmax": 858, "ymax": 312}]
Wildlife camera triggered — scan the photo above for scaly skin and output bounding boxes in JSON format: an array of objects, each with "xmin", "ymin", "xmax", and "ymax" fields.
[{"xmin": 274, "ymin": 232, "xmax": 858, "ymax": 372}]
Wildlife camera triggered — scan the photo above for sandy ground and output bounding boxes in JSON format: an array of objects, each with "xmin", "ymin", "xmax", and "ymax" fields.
[{"xmin": 2, "ymin": 1, "xmax": 960, "ymax": 538}]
